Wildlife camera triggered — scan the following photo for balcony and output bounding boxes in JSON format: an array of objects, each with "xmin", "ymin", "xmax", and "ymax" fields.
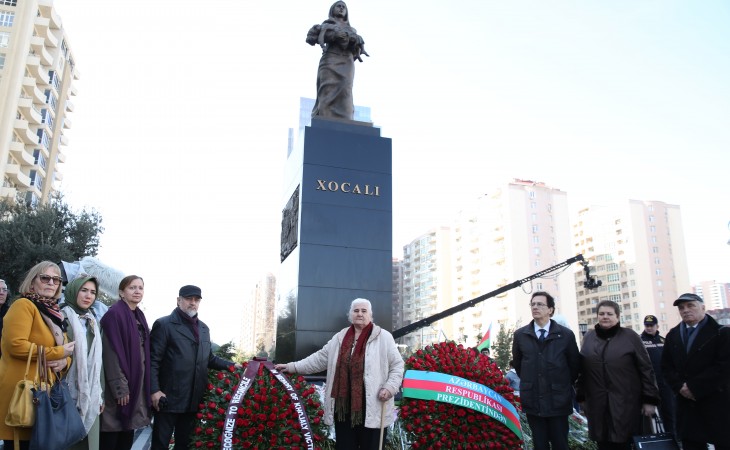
[
  {"xmin": 44, "ymin": 27, "xmax": 58, "ymax": 48},
  {"xmin": 69, "ymin": 85, "xmax": 78, "ymax": 96},
  {"xmin": 54, "ymin": 170, "xmax": 63, "ymax": 182},
  {"xmin": 30, "ymin": 36, "xmax": 54, "ymax": 66},
  {"xmin": 56, "ymin": 150, "xmax": 66, "ymax": 163},
  {"xmin": 34, "ymin": 16, "xmax": 50, "ymax": 32},
  {"xmin": 0, "ymin": 187, "xmax": 18, "ymax": 200},
  {"xmin": 26, "ymin": 55, "xmax": 50, "ymax": 85},
  {"xmin": 59, "ymin": 133, "xmax": 69, "ymax": 146},
  {"xmin": 14, "ymin": 119, "xmax": 38, "ymax": 145},
  {"xmin": 63, "ymin": 117, "xmax": 71, "ymax": 129},
  {"xmin": 9, "ymin": 142, "xmax": 36, "ymax": 167},
  {"xmin": 5, "ymin": 164, "xmax": 32, "ymax": 189},
  {"xmin": 38, "ymin": 1, "xmax": 62, "ymax": 30},
  {"xmin": 65, "ymin": 99, "xmax": 75, "ymax": 112},
  {"xmin": 18, "ymin": 97, "xmax": 43, "ymax": 124}
]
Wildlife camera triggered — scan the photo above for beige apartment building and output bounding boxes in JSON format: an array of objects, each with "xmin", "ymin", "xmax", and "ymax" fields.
[
  {"xmin": 238, "ymin": 272, "xmax": 277, "ymax": 356},
  {"xmin": 693, "ymin": 280, "xmax": 729, "ymax": 311},
  {"xmin": 450, "ymin": 179, "xmax": 578, "ymax": 346},
  {"xmin": 572, "ymin": 200, "xmax": 689, "ymax": 334},
  {"xmin": 399, "ymin": 227, "xmax": 453, "ymax": 350},
  {"xmin": 0, "ymin": 0, "xmax": 77, "ymax": 206}
]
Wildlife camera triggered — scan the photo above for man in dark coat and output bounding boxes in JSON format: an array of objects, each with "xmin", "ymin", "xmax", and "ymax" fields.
[
  {"xmin": 640, "ymin": 314, "xmax": 676, "ymax": 435},
  {"xmin": 661, "ymin": 293, "xmax": 730, "ymax": 450},
  {"xmin": 512, "ymin": 291, "xmax": 580, "ymax": 450},
  {"xmin": 149, "ymin": 285, "xmax": 240, "ymax": 450}
]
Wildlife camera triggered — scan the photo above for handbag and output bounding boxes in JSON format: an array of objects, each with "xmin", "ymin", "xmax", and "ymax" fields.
[
  {"xmin": 29, "ymin": 346, "xmax": 86, "ymax": 450},
  {"xmin": 4, "ymin": 343, "xmax": 37, "ymax": 427},
  {"xmin": 632, "ymin": 412, "xmax": 680, "ymax": 449}
]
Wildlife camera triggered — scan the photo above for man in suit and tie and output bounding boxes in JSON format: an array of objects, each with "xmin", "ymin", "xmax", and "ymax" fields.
[
  {"xmin": 512, "ymin": 291, "xmax": 580, "ymax": 450},
  {"xmin": 662, "ymin": 293, "xmax": 730, "ymax": 450},
  {"xmin": 149, "ymin": 285, "xmax": 240, "ymax": 450}
]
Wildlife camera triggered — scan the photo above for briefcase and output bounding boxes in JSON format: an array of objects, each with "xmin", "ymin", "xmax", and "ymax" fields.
[{"xmin": 632, "ymin": 413, "xmax": 679, "ymax": 449}]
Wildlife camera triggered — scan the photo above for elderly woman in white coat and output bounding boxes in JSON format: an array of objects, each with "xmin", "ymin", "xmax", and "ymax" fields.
[{"xmin": 275, "ymin": 298, "xmax": 403, "ymax": 450}]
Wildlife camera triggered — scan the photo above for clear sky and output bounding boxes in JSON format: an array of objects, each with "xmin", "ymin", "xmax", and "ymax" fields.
[{"xmin": 55, "ymin": 0, "xmax": 730, "ymax": 344}]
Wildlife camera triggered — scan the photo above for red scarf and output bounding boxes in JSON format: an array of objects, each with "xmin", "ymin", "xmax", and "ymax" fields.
[{"xmin": 331, "ymin": 322, "xmax": 373, "ymax": 426}]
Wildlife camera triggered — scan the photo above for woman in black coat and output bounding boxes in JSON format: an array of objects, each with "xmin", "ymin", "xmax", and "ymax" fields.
[{"xmin": 576, "ymin": 300, "xmax": 660, "ymax": 450}]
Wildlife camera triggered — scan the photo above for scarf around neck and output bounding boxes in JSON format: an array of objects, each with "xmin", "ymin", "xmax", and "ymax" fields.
[
  {"xmin": 332, "ymin": 322, "xmax": 373, "ymax": 426},
  {"xmin": 25, "ymin": 291, "xmax": 66, "ymax": 330},
  {"xmin": 595, "ymin": 322, "xmax": 621, "ymax": 339},
  {"xmin": 176, "ymin": 307, "xmax": 200, "ymax": 342},
  {"xmin": 100, "ymin": 299, "xmax": 151, "ymax": 429}
]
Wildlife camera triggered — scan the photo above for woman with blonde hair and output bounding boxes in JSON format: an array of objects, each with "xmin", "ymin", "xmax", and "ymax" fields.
[{"xmin": 0, "ymin": 261, "xmax": 75, "ymax": 450}]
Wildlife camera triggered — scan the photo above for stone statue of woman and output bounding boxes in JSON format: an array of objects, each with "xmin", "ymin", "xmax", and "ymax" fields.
[{"xmin": 306, "ymin": 1, "xmax": 368, "ymax": 120}]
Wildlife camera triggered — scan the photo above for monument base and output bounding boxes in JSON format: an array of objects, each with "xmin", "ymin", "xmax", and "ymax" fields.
[{"xmin": 276, "ymin": 118, "xmax": 393, "ymax": 363}]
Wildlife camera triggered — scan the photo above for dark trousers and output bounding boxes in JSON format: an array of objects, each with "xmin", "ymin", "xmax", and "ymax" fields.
[
  {"xmin": 334, "ymin": 415, "xmax": 387, "ymax": 450},
  {"xmin": 99, "ymin": 430, "xmax": 134, "ymax": 450},
  {"xmin": 683, "ymin": 440, "xmax": 730, "ymax": 450},
  {"xmin": 597, "ymin": 442, "xmax": 631, "ymax": 450},
  {"xmin": 2, "ymin": 440, "xmax": 29, "ymax": 450},
  {"xmin": 151, "ymin": 411, "xmax": 197, "ymax": 450},
  {"xmin": 526, "ymin": 414, "xmax": 569, "ymax": 450}
]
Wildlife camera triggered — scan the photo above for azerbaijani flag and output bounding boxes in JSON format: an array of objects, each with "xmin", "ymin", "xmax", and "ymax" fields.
[{"xmin": 477, "ymin": 322, "xmax": 492, "ymax": 351}]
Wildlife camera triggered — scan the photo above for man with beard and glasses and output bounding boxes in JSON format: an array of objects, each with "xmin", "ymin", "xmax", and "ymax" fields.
[{"xmin": 149, "ymin": 285, "xmax": 240, "ymax": 449}]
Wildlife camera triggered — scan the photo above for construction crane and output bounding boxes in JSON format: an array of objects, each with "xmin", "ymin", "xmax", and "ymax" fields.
[{"xmin": 392, "ymin": 254, "xmax": 600, "ymax": 340}]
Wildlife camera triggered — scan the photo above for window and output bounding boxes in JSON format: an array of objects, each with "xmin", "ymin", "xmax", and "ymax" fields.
[
  {"xmin": 659, "ymin": 301, "xmax": 665, "ymax": 309},
  {"xmin": 655, "ymin": 269, "xmax": 662, "ymax": 275},
  {"xmin": 531, "ymin": 213, "xmax": 537, "ymax": 222},
  {"xmin": 654, "ymin": 258, "xmax": 660, "ymax": 265},
  {"xmin": 530, "ymin": 202, "xmax": 536, "ymax": 209},
  {"xmin": 650, "ymin": 226, "xmax": 656, "ymax": 233},
  {"xmin": 533, "ymin": 236, "xmax": 539, "ymax": 244},
  {"xmin": 652, "ymin": 247, "xmax": 659, "ymax": 254},
  {"xmin": 633, "ymin": 302, "xmax": 639, "ymax": 308},
  {"xmin": 0, "ymin": 10, "xmax": 14, "ymax": 27},
  {"xmin": 534, "ymin": 247, "xmax": 540, "ymax": 255},
  {"xmin": 529, "ymin": 191, "xmax": 535, "ymax": 199},
  {"xmin": 0, "ymin": 0, "xmax": 17, "ymax": 6},
  {"xmin": 649, "ymin": 215, "xmax": 655, "ymax": 222},
  {"xmin": 0, "ymin": 31, "xmax": 8, "ymax": 47},
  {"xmin": 532, "ymin": 225, "xmax": 538, "ymax": 233},
  {"xmin": 0, "ymin": 52, "xmax": 4, "ymax": 69}
]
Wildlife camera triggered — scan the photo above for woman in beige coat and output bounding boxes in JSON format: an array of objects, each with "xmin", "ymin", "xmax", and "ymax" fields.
[
  {"xmin": 0, "ymin": 261, "xmax": 75, "ymax": 450},
  {"xmin": 275, "ymin": 298, "xmax": 404, "ymax": 450}
]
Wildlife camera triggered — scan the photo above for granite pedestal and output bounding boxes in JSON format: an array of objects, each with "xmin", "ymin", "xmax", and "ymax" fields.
[{"xmin": 276, "ymin": 117, "xmax": 392, "ymax": 363}]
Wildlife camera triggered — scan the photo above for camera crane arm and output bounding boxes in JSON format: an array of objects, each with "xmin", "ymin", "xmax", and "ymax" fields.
[{"xmin": 392, "ymin": 254, "xmax": 588, "ymax": 340}]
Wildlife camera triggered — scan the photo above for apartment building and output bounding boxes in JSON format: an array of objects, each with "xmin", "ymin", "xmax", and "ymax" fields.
[
  {"xmin": 573, "ymin": 200, "xmax": 689, "ymax": 334},
  {"xmin": 451, "ymin": 179, "xmax": 577, "ymax": 347},
  {"xmin": 0, "ymin": 0, "xmax": 77, "ymax": 206},
  {"xmin": 400, "ymin": 227, "xmax": 452, "ymax": 350},
  {"xmin": 693, "ymin": 280, "xmax": 729, "ymax": 310},
  {"xmin": 239, "ymin": 273, "xmax": 277, "ymax": 356}
]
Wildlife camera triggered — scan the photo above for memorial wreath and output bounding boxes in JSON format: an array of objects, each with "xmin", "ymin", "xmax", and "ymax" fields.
[
  {"xmin": 191, "ymin": 358, "xmax": 330, "ymax": 449},
  {"xmin": 399, "ymin": 342, "xmax": 523, "ymax": 449}
]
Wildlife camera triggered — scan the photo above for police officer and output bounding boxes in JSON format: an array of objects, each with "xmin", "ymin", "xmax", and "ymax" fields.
[{"xmin": 641, "ymin": 314, "xmax": 675, "ymax": 435}]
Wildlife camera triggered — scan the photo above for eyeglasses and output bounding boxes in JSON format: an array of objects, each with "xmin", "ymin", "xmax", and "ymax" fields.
[
  {"xmin": 530, "ymin": 302, "xmax": 548, "ymax": 308},
  {"xmin": 38, "ymin": 274, "xmax": 63, "ymax": 286}
]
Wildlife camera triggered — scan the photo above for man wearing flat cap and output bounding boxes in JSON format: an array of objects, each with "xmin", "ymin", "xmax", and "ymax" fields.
[
  {"xmin": 661, "ymin": 293, "xmax": 730, "ymax": 450},
  {"xmin": 149, "ymin": 285, "xmax": 240, "ymax": 449},
  {"xmin": 641, "ymin": 314, "xmax": 675, "ymax": 435}
]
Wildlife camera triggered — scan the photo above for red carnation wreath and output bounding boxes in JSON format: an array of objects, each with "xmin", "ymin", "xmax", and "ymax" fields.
[
  {"xmin": 191, "ymin": 358, "xmax": 330, "ymax": 449},
  {"xmin": 399, "ymin": 342, "xmax": 522, "ymax": 449}
]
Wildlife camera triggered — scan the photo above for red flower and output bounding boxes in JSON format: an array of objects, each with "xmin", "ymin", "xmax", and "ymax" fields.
[
  {"xmin": 190, "ymin": 360, "xmax": 330, "ymax": 449},
  {"xmin": 399, "ymin": 342, "xmax": 522, "ymax": 449}
]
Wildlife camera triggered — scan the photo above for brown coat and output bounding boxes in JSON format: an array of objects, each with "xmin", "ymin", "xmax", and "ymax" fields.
[
  {"xmin": 577, "ymin": 326, "xmax": 660, "ymax": 444},
  {"xmin": 0, "ymin": 298, "xmax": 70, "ymax": 441}
]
